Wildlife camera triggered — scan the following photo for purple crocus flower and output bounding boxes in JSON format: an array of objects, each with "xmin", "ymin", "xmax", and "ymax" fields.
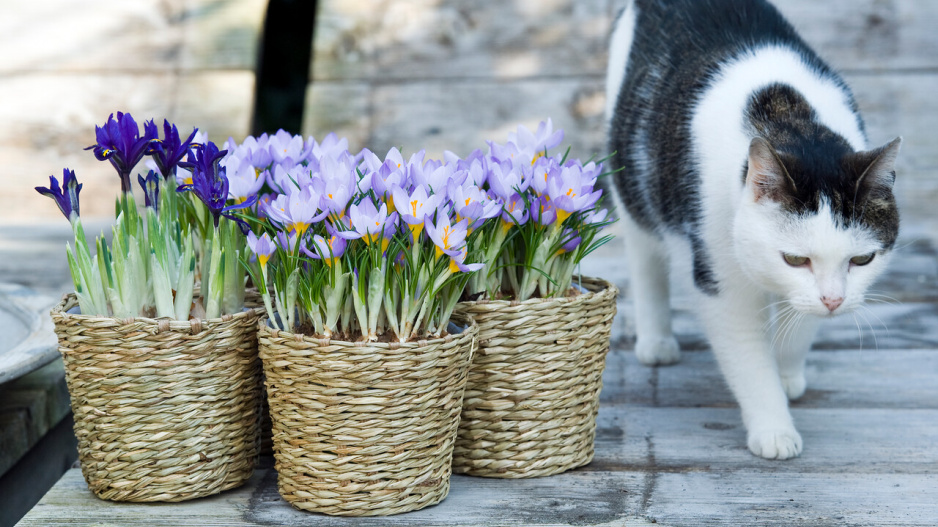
[
  {"xmin": 137, "ymin": 170, "xmax": 161, "ymax": 210},
  {"xmin": 486, "ymin": 160, "xmax": 530, "ymax": 201},
  {"xmin": 558, "ymin": 229, "xmax": 582, "ymax": 254},
  {"xmin": 300, "ymin": 231, "xmax": 348, "ymax": 267},
  {"xmin": 546, "ymin": 164, "xmax": 603, "ymax": 224},
  {"xmin": 268, "ymin": 129, "xmax": 313, "ymax": 166},
  {"xmin": 224, "ymin": 157, "xmax": 266, "ymax": 205},
  {"xmin": 319, "ymin": 155, "xmax": 357, "ymax": 217},
  {"xmin": 35, "ymin": 168, "xmax": 82, "ymax": 222},
  {"xmin": 425, "ymin": 214, "xmax": 470, "ymax": 260},
  {"xmin": 391, "ymin": 184, "xmax": 442, "ymax": 239},
  {"xmin": 264, "ymin": 186, "xmax": 328, "ymax": 237},
  {"xmin": 85, "ymin": 112, "xmax": 158, "ymax": 192},
  {"xmin": 500, "ymin": 192, "xmax": 529, "ymax": 229},
  {"xmin": 447, "ymin": 245, "xmax": 484, "ymax": 274},
  {"xmin": 506, "ymin": 119, "xmax": 564, "ymax": 164},
  {"xmin": 146, "ymin": 119, "xmax": 198, "ymax": 180},
  {"xmin": 531, "ymin": 194, "xmax": 557, "ymax": 226},
  {"xmin": 246, "ymin": 231, "xmax": 276, "ymax": 268},
  {"xmin": 447, "ymin": 180, "xmax": 501, "ymax": 228},
  {"xmin": 177, "ymin": 142, "xmax": 257, "ymax": 231},
  {"xmin": 275, "ymin": 229, "xmax": 300, "ymax": 253},
  {"xmin": 337, "ymin": 199, "xmax": 391, "ymax": 246}
]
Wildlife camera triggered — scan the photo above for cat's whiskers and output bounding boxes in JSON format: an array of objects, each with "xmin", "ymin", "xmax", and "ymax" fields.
[
  {"xmin": 770, "ymin": 303, "xmax": 802, "ymax": 353},
  {"xmin": 864, "ymin": 291, "xmax": 901, "ymax": 306},
  {"xmin": 856, "ymin": 304, "xmax": 888, "ymax": 351}
]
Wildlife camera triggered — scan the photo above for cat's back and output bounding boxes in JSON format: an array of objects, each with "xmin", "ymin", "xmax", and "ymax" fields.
[{"xmin": 606, "ymin": 0, "xmax": 861, "ymax": 232}]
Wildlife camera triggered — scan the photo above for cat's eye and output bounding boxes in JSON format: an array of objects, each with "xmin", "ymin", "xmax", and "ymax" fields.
[
  {"xmin": 782, "ymin": 253, "xmax": 809, "ymax": 267},
  {"xmin": 850, "ymin": 252, "xmax": 876, "ymax": 266}
]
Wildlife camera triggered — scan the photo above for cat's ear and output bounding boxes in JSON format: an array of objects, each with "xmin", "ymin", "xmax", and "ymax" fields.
[
  {"xmin": 746, "ymin": 137, "xmax": 797, "ymax": 203},
  {"xmin": 854, "ymin": 137, "xmax": 901, "ymax": 202}
]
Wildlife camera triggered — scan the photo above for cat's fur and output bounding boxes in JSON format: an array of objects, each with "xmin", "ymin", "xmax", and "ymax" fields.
[{"xmin": 605, "ymin": 0, "xmax": 901, "ymax": 459}]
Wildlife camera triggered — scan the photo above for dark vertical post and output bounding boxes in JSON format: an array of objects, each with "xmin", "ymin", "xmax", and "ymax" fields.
[{"xmin": 251, "ymin": 0, "xmax": 318, "ymax": 136}]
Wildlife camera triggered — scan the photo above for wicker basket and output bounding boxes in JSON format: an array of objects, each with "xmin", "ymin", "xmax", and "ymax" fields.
[
  {"xmin": 50, "ymin": 294, "xmax": 264, "ymax": 502},
  {"xmin": 452, "ymin": 276, "xmax": 617, "ymax": 478},
  {"xmin": 258, "ymin": 315, "xmax": 477, "ymax": 516}
]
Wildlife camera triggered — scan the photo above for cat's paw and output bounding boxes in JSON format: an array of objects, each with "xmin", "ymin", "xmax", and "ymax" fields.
[
  {"xmin": 635, "ymin": 336, "xmax": 681, "ymax": 366},
  {"xmin": 780, "ymin": 373, "xmax": 807, "ymax": 400},
  {"xmin": 747, "ymin": 427, "xmax": 803, "ymax": 460}
]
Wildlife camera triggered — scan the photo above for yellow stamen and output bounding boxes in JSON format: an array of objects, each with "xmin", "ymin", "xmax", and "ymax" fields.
[
  {"xmin": 411, "ymin": 199, "xmax": 419, "ymax": 217},
  {"xmin": 566, "ymin": 188, "xmax": 576, "ymax": 197},
  {"xmin": 441, "ymin": 225, "xmax": 452, "ymax": 249}
]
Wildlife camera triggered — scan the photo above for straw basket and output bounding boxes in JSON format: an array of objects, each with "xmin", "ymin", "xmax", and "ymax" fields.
[
  {"xmin": 452, "ymin": 276, "xmax": 617, "ymax": 478},
  {"xmin": 50, "ymin": 294, "xmax": 264, "ymax": 502},
  {"xmin": 258, "ymin": 315, "xmax": 477, "ymax": 516}
]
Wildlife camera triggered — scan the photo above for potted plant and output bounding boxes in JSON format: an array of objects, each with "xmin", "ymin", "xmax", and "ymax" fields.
[
  {"xmin": 239, "ymin": 132, "xmax": 482, "ymax": 515},
  {"xmin": 39, "ymin": 112, "xmax": 263, "ymax": 502},
  {"xmin": 450, "ymin": 120, "xmax": 618, "ymax": 478}
]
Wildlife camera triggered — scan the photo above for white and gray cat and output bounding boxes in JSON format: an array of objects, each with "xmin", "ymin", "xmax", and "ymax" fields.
[{"xmin": 605, "ymin": 0, "xmax": 901, "ymax": 459}]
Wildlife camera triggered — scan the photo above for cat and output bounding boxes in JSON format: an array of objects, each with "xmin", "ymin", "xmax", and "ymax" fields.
[{"xmin": 604, "ymin": 0, "xmax": 901, "ymax": 459}]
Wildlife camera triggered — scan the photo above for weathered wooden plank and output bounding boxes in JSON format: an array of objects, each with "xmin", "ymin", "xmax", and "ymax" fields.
[
  {"xmin": 602, "ymin": 349, "xmax": 938, "ymax": 410},
  {"xmin": 0, "ymin": 0, "xmax": 266, "ymax": 74},
  {"xmin": 775, "ymin": 0, "xmax": 938, "ymax": 73},
  {"xmin": 588, "ymin": 406, "xmax": 938, "ymax": 475},
  {"xmin": 311, "ymin": 0, "xmax": 611, "ymax": 82},
  {"xmin": 178, "ymin": 0, "xmax": 268, "ymax": 71},
  {"xmin": 18, "ymin": 466, "xmax": 650, "ymax": 527},
  {"xmin": 0, "ymin": 1, "xmax": 185, "ymax": 74},
  {"xmin": 303, "ymin": 78, "xmax": 606, "ymax": 161},
  {"xmin": 646, "ymin": 472, "xmax": 938, "ymax": 527},
  {"xmin": 845, "ymin": 72, "xmax": 938, "ymax": 223},
  {"xmin": 310, "ymin": 0, "xmax": 938, "ymax": 83}
]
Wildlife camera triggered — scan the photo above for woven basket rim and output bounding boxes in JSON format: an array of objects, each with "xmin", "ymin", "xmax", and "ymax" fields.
[
  {"xmin": 458, "ymin": 275, "xmax": 617, "ymax": 308},
  {"xmin": 50, "ymin": 290, "xmax": 264, "ymax": 329},
  {"xmin": 257, "ymin": 311, "xmax": 478, "ymax": 350}
]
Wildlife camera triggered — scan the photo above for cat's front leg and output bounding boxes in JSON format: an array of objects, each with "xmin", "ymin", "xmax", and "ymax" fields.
[
  {"xmin": 621, "ymin": 212, "xmax": 681, "ymax": 365},
  {"xmin": 700, "ymin": 288, "xmax": 802, "ymax": 459},
  {"xmin": 770, "ymin": 307, "xmax": 820, "ymax": 401}
]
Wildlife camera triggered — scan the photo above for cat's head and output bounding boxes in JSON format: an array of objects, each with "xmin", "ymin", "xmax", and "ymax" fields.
[{"xmin": 734, "ymin": 136, "xmax": 901, "ymax": 316}]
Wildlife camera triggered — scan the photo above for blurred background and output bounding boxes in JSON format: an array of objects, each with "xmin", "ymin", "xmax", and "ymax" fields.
[{"xmin": 0, "ymin": 0, "xmax": 936, "ymax": 523}]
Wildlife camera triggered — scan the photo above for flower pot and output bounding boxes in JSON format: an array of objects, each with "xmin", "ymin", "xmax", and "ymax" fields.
[
  {"xmin": 50, "ymin": 293, "xmax": 264, "ymax": 502},
  {"xmin": 452, "ymin": 276, "xmax": 617, "ymax": 478},
  {"xmin": 258, "ymin": 315, "xmax": 477, "ymax": 516}
]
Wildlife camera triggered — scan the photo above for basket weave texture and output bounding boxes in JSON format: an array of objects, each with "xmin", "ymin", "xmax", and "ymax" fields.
[
  {"xmin": 50, "ymin": 294, "xmax": 263, "ymax": 502},
  {"xmin": 258, "ymin": 316, "xmax": 477, "ymax": 516},
  {"xmin": 452, "ymin": 276, "xmax": 617, "ymax": 478}
]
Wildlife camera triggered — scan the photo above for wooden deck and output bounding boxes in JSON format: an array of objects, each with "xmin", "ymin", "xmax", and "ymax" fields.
[
  {"xmin": 6, "ymin": 0, "xmax": 938, "ymax": 525},
  {"xmin": 14, "ymin": 234, "xmax": 938, "ymax": 526}
]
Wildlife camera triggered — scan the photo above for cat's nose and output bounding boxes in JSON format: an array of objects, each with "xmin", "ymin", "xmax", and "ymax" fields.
[{"xmin": 821, "ymin": 296, "xmax": 844, "ymax": 312}]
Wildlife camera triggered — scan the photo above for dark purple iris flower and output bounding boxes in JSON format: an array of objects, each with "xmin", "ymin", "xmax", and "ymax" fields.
[
  {"xmin": 146, "ymin": 119, "xmax": 198, "ymax": 179},
  {"xmin": 177, "ymin": 141, "xmax": 257, "ymax": 232},
  {"xmin": 35, "ymin": 168, "xmax": 82, "ymax": 221},
  {"xmin": 137, "ymin": 170, "xmax": 161, "ymax": 210},
  {"xmin": 85, "ymin": 112, "xmax": 158, "ymax": 192}
]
